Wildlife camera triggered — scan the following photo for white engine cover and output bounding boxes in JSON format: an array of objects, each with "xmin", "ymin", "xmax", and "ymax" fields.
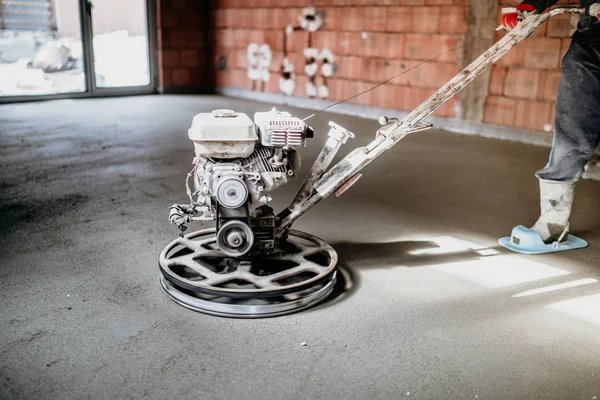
[{"xmin": 188, "ymin": 109, "xmax": 258, "ymax": 158}]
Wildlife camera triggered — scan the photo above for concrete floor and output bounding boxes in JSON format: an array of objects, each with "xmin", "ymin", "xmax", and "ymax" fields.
[{"xmin": 1, "ymin": 95, "xmax": 599, "ymax": 400}]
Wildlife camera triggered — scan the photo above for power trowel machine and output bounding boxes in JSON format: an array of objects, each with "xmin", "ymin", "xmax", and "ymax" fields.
[{"xmin": 159, "ymin": 5, "xmax": 598, "ymax": 318}]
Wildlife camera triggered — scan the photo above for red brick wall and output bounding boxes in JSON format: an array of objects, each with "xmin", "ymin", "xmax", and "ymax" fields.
[
  {"xmin": 206, "ymin": 1, "xmax": 579, "ymax": 133},
  {"xmin": 212, "ymin": 0, "xmax": 468, "ymax": 118},
  {"xmin": 156, "ymin": 0, "xmax": 213, "ymax": 92},
  {"xmin": 483, "ymin": 0, "xmax": 578, "ymax": 133}
]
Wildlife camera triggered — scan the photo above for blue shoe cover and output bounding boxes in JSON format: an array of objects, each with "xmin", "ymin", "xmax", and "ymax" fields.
[{"xmin": 499, "ymin": 225, "xmax": 588, "ymax": 255}]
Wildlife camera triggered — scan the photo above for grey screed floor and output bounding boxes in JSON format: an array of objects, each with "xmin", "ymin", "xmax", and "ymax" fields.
[{"xmin": 1, "ymin": 95, "xmax": 599, "ymax": 400}]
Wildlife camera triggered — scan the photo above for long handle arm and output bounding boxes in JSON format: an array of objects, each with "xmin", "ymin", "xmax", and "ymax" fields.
[{"xmin": 277, "ymin": 6, "xmax": 585, "ymax": 233}]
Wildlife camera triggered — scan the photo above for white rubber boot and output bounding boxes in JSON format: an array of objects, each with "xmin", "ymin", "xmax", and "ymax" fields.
[{"xmin": 530, "ymin": 179, "xmax": 575, "ymax": 243}]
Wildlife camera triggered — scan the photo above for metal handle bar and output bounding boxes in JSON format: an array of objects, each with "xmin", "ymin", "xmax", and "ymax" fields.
[{"xmin": 277, "ymin": 6, "xmax": 585, "ymax": 234}]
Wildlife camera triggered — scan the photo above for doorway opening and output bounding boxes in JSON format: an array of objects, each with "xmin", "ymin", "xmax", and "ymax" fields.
[{"xmin": 0, "ymin": 0, "xmax": 155, "ymax": 100}]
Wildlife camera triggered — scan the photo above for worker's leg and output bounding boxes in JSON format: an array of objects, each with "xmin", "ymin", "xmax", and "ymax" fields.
[
  {"xmin": 536, "ymin": 40, "xmax": 600, "ymax": 182},
  {"xmin": 531, "ymin": 40, "xmax": 600, "ymax": 242}
]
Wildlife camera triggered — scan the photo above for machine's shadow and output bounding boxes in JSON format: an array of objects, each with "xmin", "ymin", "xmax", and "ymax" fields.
[
  {"xmin": 334, "ymin": 240, "xmax": 507, "ymax": 269},
  {"xmin": 316, "ymin": 240, "xmax": 508, "ymax": 310}
]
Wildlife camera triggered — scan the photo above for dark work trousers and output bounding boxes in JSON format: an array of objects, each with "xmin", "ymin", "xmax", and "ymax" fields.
[{"xmin": 536, "ymin": 40, "xmax": 600, "ymax": 182}]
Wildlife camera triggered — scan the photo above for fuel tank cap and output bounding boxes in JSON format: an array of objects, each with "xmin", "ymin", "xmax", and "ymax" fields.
[{"xmin": 212, "ymin": 109, "xmax": 237, "ymax": 118}]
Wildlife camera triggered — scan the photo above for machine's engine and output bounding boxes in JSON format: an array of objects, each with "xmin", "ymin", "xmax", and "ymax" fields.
[{"xmin": 169, "ymin": 108, "xmax": 313, "ymax": 257}]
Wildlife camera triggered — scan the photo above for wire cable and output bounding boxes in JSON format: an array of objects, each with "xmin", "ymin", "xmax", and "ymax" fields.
[{"xmin": 302, "ymin": 45, "xmax": 464, "ymax": 122}]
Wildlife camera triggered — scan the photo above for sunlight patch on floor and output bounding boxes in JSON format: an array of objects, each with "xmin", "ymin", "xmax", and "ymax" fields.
[
  {"xmin": 430, "ymin": 256, "xmax": 569, "ymax": 289},
  {"xmin": 547, "ymin": 293, "xmax": 600, "ymax": 325},
  {"xmin": 513, "ymin": 278, "xmax": 597, "ymax": 298},
  {"xmin": 412, "ymin": 236, "xmax": 569, "ymax": 289},
  {"xmin": 410, "ymin": 236, "xmax": 488, "ymax": 255}
]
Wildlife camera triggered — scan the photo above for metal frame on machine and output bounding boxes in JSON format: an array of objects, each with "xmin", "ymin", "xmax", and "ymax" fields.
[{"xmin": 0, "ymin": 0, "xmax": 158, "ymax": 103}]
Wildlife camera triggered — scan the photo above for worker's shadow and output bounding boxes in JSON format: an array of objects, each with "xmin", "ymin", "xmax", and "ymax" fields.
[{"xmin": 318, "ymin": 240, "xmax": 507, "ymax": 309}]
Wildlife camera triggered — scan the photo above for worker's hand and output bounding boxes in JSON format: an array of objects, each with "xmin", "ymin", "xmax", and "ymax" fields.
[
  {"xmin": 501, "ymin": 3, "xmax": 537, "ymax": 29},
  {"xmin": 586, "ymin": 3, "xmax": 600, "ymax": 20}
]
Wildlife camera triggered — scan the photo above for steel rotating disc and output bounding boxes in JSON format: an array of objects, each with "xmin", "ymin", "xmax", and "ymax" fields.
[{"xmin": 158, "ymin": 229, "xmax": 338, "ymax": 318}]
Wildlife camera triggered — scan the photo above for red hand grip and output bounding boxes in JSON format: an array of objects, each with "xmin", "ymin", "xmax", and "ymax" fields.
[
  {"xmin": 501, "ymin": 3, "xmax": 536, "ymax": 28},
  {"xmin": 516, "ymin": 4, "xmax": 536, "ymax": 12}
]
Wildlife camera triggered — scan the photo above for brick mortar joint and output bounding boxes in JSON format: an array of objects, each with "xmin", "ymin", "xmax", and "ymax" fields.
[
  {"xmin": 215, "ymin": 28, "xmax": 466, "ymax": 35},
  {"xmin": 215, "ymin": 5, "xmax": 465, "ymax": 9},
  {"xmin": 221, "ymin": 66, "xmax": 460, "ymax": 84}
]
